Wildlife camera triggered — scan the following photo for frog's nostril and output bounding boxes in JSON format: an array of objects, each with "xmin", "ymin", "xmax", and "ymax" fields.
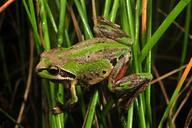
[{"xmin": 38, "ymin": 68, "xmax": 44, "ymax": 72}]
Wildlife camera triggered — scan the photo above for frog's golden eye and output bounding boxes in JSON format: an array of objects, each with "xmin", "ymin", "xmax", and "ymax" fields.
[{"xmin": 48, "ymin": 65, "xmax": 60, "ymax": 75}]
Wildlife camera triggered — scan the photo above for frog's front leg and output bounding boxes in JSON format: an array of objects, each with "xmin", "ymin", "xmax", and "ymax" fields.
[
  {"xmin": 51, "ymin": 80, "xmax": 78, "ymax": 114},
  {"xmin": 108, "ymin": 54, "xmax": 152, "ymax": 110}
]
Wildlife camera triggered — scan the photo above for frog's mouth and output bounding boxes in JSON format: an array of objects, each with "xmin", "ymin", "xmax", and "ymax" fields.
[{"xmin": 37, "ymin": 64, "xmax": 76, "ymax": 81}]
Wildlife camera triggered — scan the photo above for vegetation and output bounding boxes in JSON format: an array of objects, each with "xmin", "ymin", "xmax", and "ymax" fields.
[{"xmin": 0, "ymin": 0, "xmax": 191, "ymax": 127}]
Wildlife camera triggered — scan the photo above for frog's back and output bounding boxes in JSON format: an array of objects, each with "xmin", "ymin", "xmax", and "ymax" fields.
[{"xmin": 65, "ymin": 38, "xmax": 130, "ymax": 85}]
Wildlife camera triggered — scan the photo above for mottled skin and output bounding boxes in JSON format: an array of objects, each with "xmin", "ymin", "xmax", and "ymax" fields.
[
  {"xmin": 36, "ymin": 16, "xmax": 152, "ymax": 114},
  {"xmin": 36, "ymin": 38, "xmax": 130, "ymax": 86}
]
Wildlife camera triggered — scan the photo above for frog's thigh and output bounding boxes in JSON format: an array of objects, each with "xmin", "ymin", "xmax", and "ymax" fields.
[{"xmin": 108, "ymin": 55, "xmax": 131, "ymax": 92}]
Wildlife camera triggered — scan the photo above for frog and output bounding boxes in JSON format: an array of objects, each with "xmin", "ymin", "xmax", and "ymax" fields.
[{"xmin": 36, "ymin": 16, "xmax": 153, "ymax": 114}]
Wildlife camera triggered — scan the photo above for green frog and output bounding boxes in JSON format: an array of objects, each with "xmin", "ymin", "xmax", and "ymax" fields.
[{"xmin": 36, "ymin": 16, "xmax": 152, "ymax": 114}]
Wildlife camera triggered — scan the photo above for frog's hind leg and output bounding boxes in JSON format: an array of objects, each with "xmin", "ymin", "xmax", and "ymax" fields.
[
  {"xmin": 108, "ymin": 52, "xmax": 152, "ymax": 93},
  {"xmin": 108, "ymin": 53, "xmax": 152, "ymax": 114},
  {"xmin": 114, "ymin": 73, "xmax": 152, "ymax": 116},
  {"xmin": 51, "ymin": 80, "xmax": 78, "ymax": 114}
]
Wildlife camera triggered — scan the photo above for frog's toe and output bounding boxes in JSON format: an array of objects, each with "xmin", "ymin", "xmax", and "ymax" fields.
[{"xmin": 50, "ymin": 106, "xmax": 64, "ymax": 114}]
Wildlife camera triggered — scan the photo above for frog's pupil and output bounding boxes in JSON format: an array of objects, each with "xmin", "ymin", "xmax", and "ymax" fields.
[{"xmin": 48, "ymin": 65, "xmax": 60, "ymax": 75}]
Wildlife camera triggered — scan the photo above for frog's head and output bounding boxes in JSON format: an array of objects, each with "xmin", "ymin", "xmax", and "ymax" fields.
[{"xmin": 36, "ymin": 48, "xmax": 76, "ymax": 82}]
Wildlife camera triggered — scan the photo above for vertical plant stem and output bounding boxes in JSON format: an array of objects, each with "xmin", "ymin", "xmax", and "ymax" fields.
[
  {"xmin": 44, "ymin": 0, "xmax": 58, "ymax": 33},
  {"xmin": 76, "ymin": 85, "xmax": 86, "ymax": 119},
  {"xmin": 133, "ymin": 0, "xmax": 140, "ymax": 72},
  {"xmin": 55, "ymin": 0, "xmax": 60, "ymax": 11},
  {"xmin": 126, "ymin": 0, "xmax": 135, "ymax": 127},
  {"xmin": 134, "ymin": 1, "xmax": 147, "ymax": 128},
  {"xmin": 80, "ymin": 0, "xmax": 87, "ymax": 15},
  {"xmin": 145, "ymin": 0, "xmax": 152, "ymax": 128},
  {"xmin": 74, "ymin": 0, "xmax": 93, "ymax": 39},
  {"xmin": 103, "ymin": 0, "xmax": 111, "ymax": 18},
  {"xmin": 127, "ymin": 105, "xmax": 134, "ymax": 128},
  {"xmin": 49, "ymin": 82, "xmax": 57, "ymax": 128},
  {"xmin": 79, "ymin": 0, "xmax": 89, "ymax": 39},
  {"xmin": 84, "ymin": 87, "xmax": 99, "ymax": 128},
  {"xmin": 126, "ymin": 0, "xmax": 135, "ymax": 38},
  {"xmin": 57, "ymin": 0, "xmax": 67, "ymax": 46},
  {"xmin": 56, "ymin": 0, "xmax": 67, "ymax": 126},
  {"xmin": 120, "ymin": 0, "xmax": 129, "ymax": 34},
  {"xmin": 29, "ymin": 0, "xmax": 37, "ymax": 28},
  {"xmin": 22, "ymin": 0, "xmax": 42, "ymax": 53},
  {"xmin": 108, "ymin": 0, "xmax": 119, "ymax": 22},
  {"xmin": 38, "ymin": 0, "xmax": 50, "ymax": 50},
  {"xmin": 57, "ymin": 83, "xmax": 64, "ymax": 127}
]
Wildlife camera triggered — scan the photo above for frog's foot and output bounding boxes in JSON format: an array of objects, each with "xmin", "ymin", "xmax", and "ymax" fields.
[
  {"xmin": 94, "ymin": 16, "xmax": 134, "ymax": 46},
  {"xmin": 50, "ymin": 97, "xmax": 77, "ymax": 114},
  {"xmin": 51, "ymin": 80, "xmax": 78, "ymax": 114},
  {"xmin": 110, "ymin": 73, "xmax": 152, "ymax": 117},
  {"xmin": 51, "ymin": 106, "xmax": 63, "ymax": 114},
  {"xmin": 110, "ymin": 73, "xmax": 152, "ymax": 92}
]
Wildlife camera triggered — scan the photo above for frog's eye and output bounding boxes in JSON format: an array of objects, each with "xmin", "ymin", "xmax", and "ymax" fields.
[{"xmin": 48, "ymin": 65, "xmax": 60, "ymax": 75}]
